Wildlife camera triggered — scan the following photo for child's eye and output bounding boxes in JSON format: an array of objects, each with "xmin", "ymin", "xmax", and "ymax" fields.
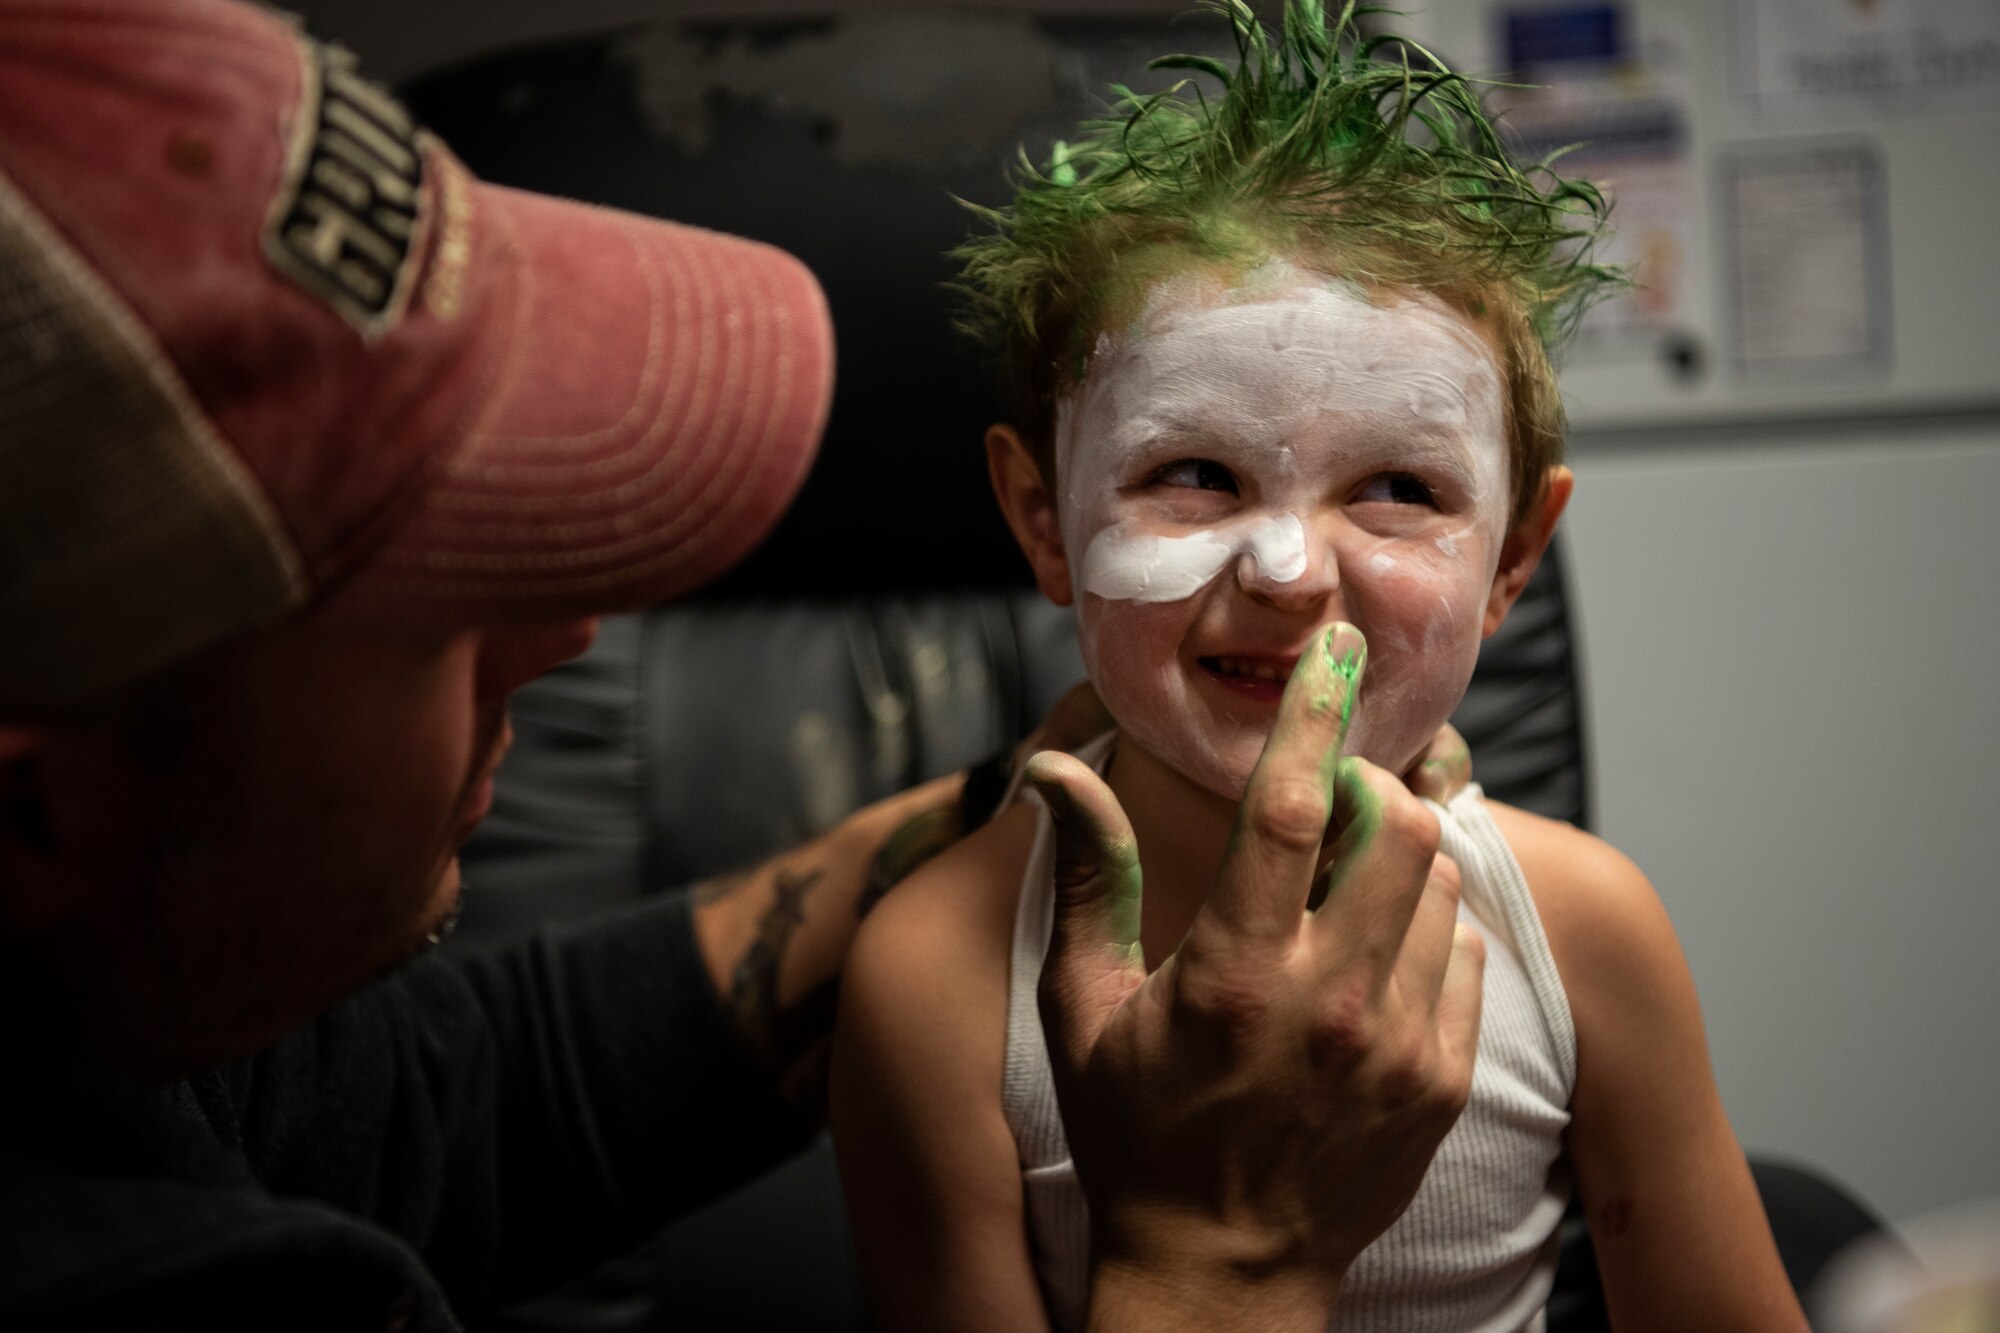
[
  {"xmin": 1353, "ymin": 472, "xmax": 1437, "ymax": 507},
  {"xmin": 1150, "ymin": 459, "xmax": 1239, "ymax": 493}
]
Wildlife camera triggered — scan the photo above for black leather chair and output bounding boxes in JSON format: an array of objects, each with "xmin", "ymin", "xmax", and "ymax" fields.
[{"xmin": 417, "ymin": 17, "xmax": 1888, "ymax": 1329}]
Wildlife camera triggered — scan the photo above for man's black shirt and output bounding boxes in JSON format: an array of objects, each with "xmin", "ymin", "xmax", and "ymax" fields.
[{"xmin": 0, "ymin": 890, "xmax": 807, "ymax": 1331}]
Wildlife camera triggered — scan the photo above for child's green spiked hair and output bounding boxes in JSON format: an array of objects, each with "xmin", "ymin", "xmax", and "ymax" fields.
[{"xmin": 954, "ymin": 0, "xmax": 1623, "ymax": 527}]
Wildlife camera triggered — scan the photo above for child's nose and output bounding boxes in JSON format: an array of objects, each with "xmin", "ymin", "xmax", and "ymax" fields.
[{"xmin": 1236, "ymin": 530, "xmax": 1339, "ymax": 612}]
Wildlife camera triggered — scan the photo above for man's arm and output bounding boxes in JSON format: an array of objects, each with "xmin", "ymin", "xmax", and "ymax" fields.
[
  {"xmin": 688, "ymin": 680, "xmax": 1117, "ymax": 1114},
  {"xmin": 218, "ymin": 884, "xmax": 809, "ymax": 1322},
  {"xmin": 687, "ymin": 771, "xmax": 970, "ymax": 1115}
]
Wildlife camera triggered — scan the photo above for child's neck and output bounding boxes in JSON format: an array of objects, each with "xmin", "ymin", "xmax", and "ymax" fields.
[{"xmin": 1102, "ymin": 735, "xmax": 1244, "ymax": 971}]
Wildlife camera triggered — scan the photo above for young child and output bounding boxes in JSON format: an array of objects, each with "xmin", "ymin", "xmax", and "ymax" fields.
[{"xmin": 830, "ymin": 4, "xmax": 1806, "ymax": 1329}]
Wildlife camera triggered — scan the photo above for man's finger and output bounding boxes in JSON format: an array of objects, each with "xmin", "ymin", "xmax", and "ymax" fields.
[
  {"xmin": 1031, "ymin": 680, "xmax": 1116, "ymax": 757},
  {"xmin": 1307, "ymin": 756, "xmax": 1442, "ymax": 986},
  {"xmin": 1202, "ymin": 623, "xmax": 1366, "ymax": 949},
  {"xmin": 1405, "ymin": 723, "xmax": 1471, "ymax": 804},
  {"xmin": 1024, "ymin": 751, "xmax": 1145, "ymax": 1073},
  {"xmin": 1391, "ymin": 853, "xmax": 1463, "ymax": 1007},
  {"xmin": 1435, "ymin": 921, "xmax": 1487, "ymax": 1086},
  {"xmin": 1310, "ymin": 724, "xmax": 1469, "ymax": 897}
]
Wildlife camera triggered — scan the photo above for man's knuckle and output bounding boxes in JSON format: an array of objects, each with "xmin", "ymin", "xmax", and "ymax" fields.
[
  {"xmin": 1181, "ymin": 968, "xmax": 1274, "ymax": 1035},
  {"xmin": 1380, "ymin": 795, "xmax": 1441, "ymax": 858},
  {"xmin": 1247, "ymin": 780, "xmax": 1330, "ymax": 854},
  {"xmin": 1308, "ymin": 987, "xmax": 1376, "ymax": 1066},
  {"xmin": 1049, "ymin": 857, "xmax": 1100, "ymax": 896},
  {"xmin": 1414, "ymin": 1053, "xmax": 1473, "ymax": 1119},
  {"xmin": 1380, "ymin": 1053, "xmax": 1433, "ymax": 1106},
  {"xmin": 1438, "ymin": 1061, "xmax": 1477, "ymax": 1115}
]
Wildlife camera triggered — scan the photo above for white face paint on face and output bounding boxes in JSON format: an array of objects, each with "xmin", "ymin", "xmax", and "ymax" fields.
[
  {"xmin": 1054, "ymin": 261, "xmax": 1512, "ymax": 799},
  {"xmin": 1077, "ymin": 512, "xmax": 1309, "ymax": 602}
]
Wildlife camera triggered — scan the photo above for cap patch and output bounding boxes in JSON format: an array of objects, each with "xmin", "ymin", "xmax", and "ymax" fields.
[
  {"xmin": 422, "ymin": 152, "xmax": 473, "ymax": 322},
  {"xmin": 264, "ymin": 38, "xmax": 427, "ymax": 340}
]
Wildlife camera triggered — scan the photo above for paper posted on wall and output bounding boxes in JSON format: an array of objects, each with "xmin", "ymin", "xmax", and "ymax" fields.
[
  {"xmin": 1722, "ymin": 143, "xmax": 1889, "ymax": 372},
  {"xmin": 1739, "ymin": 0, "xmax": 2000, "ymax": 108},
  {"xmin": 1490, "ymin": 5, "xmax": 1697, "ymax": 356}
]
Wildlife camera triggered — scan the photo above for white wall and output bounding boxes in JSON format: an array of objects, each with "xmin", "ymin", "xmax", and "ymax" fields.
[{"xmin": 1566, "ymin": 419, "xmax": 2000, "ymax": 1223}]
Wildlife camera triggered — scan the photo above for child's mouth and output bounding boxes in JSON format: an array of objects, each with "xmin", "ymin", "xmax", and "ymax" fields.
[{"xmin": 1198, "ymin": 655, "xmax": 1296, "ymax": 703}]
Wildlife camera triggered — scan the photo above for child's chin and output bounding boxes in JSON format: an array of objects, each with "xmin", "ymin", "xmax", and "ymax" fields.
[
  {"xmin": 1129, "ymin": 725, "xmax": 1261, "ymax": 805},
  {"xmin": 1165, "ymin": 717, "xmax": 1422, "ymax": 806},
  {"xmin": 1184, "ymin": 757, "xmax": 1254, "ymax": 804}
]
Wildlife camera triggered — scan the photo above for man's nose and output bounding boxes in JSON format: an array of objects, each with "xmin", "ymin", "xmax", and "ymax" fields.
[{"xmin": 475, "ymin": 616, "xmax": 601, "ymax": 701}]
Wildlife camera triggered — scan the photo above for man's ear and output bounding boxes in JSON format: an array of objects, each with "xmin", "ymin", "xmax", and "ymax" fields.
[
  {"xmin": 985, "ymin": 423, "xmax": 1074, "ymax": 607},
  {"xmin": 0, "ymin": 726, "xmax": 71, "ymax": 929},
  {"xmin": 1483, "ymin": 466, "xmax": 1574, "ymax": 637}
]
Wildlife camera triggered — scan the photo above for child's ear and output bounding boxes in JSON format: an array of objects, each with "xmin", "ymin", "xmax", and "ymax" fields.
[
  {"xmin": 985, "ymin": 423, "xmax": 1074, "ymax": 607},
  {"xmin": 1482, "ymin": 466, "xmax": 1574, "ymax": 637}
]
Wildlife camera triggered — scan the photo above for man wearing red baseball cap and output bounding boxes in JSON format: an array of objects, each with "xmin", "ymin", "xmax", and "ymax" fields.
[{"xmin": 0, "ymin": 1, "xmax": 1487, "ymax": 1328}]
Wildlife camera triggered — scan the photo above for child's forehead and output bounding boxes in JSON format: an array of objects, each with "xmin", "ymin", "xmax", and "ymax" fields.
[
  {"xmin": 1065, "ymin": 259, "xmax": 1506, "ymax": 445},
  {"xmin": 1107, "ymin": 257, "xmax": 1490, "ymax": 362},
  {"xmin": 1054, "ymin": 255, "xmax": 1513, "ymax": 516}
]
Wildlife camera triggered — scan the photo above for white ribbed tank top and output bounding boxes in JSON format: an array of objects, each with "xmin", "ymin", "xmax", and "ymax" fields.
[{"xmin": 1002, "ymin": 736, "xmax": 1576, "ymax": 1332}]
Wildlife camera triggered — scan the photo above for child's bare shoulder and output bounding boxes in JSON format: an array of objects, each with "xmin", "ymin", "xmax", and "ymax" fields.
[
  {"xmin": 831, "ymin": 801, "xmax": 1048, "ymax": 1257},
  {"xmin": 856, "ymin": 798, "xmax": 1039, "ymax": 965},
  {"xmin": 1482, "ymin": 800, "xmax": 1646, "ymax": 905},
  {"xmin": 841, "ymin": 798, "xmax": 1043, "ymax": 1065},
  {"xmin": 1480, "ymin": 800, "xmax": 1680, "ymax": 999}
]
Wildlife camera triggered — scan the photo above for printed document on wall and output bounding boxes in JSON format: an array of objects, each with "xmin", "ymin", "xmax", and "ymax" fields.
[
  {"xmin": 1739, "ymin": 0, "xmax": 2000, "ymax": 107},
  {"xmin": 1722, "ymin": 143, "xmax": 1889, "ymax": 372},
  {"xmin": 1492, "ymin": 4, "xmax": 1698, "ymax": 356}
]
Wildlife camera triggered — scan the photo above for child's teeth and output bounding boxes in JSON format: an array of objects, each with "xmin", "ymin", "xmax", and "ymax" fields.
[{"xmin": 1218, "ymin": 657, "xmax": 1288, "ymax": 681}]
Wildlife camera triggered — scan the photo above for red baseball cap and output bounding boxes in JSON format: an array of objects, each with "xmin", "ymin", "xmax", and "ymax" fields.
[{"xmin": 0, "ymin": 0, "xmax": 835, "ymax": 709}]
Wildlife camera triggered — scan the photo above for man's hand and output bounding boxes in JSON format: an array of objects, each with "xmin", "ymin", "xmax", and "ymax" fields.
[{"xmin": 1024, "ymin": 624, "xmax": 1486, "ymax": 1331}]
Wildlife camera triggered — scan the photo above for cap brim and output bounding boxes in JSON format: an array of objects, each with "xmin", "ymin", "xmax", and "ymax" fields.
[{"xmin": 343, "ymin": 182, "xmax": 833, "ymax": 623}]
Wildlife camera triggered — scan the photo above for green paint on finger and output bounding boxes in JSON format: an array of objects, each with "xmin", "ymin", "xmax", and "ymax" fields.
[
  {"xmin": 1313, "ymin": 756, "xmax": 1381, "ymax": 908},
  {"xmin": 1340, "ymin": 761, "xmax": 1382, "ymax": 850},
  {"xmin": 1322, "ymin": 634, "xmax": 1365, "ymax": 731},
  {"xmin": 1103, "ymin": 838, "xmax": 1145, "ymax": 946}
]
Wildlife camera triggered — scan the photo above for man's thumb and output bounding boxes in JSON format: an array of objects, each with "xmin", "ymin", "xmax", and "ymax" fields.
[{"xmin": 1025, "ymin": 752, "xmax": 1145, "ymax": 1070}]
